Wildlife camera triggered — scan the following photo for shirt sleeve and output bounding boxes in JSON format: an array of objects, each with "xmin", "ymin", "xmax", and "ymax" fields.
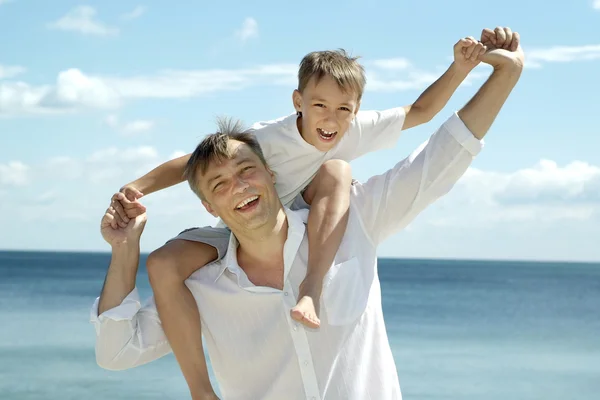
[
  {"xmin": 89, "ymin": 288, "xmax": 172, "ymax": 370},
  {"xmin": 351, "ymin": 112, "xmax": 483, "ymax": 245},
  {"xmin": 336, "ymin": 107, "xmax": 406, "ymax": 160}
]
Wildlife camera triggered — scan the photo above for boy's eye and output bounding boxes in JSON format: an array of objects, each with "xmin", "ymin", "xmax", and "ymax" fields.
[
  {"xmin": 213, "ymin": 182, "xmax": 223, "ymax": 191},
  {"xmin": 340, "ymin": 107, "xmax": 351, "ymax": 112},
  {"xmin": 314, "ymin": 103, "xmax": 325, "ymax": 108},
  {"xmin": 242, "ymin": 166, "xmax": 254, "ymax": 172}
]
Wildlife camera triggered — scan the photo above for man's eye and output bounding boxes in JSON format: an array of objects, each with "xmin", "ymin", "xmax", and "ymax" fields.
[{"xmin": 213, "ymin": 183, "xmax": 223, "ymax": 191}]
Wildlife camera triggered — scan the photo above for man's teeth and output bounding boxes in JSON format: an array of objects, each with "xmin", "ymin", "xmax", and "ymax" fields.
[{"xmin": 236, "ymin": 196, "xmax": 258, "ymax": 209}]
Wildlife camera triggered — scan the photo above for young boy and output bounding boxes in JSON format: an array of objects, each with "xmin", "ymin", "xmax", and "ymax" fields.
[{"xmin": 109, "ymin": 37, "xmax": 487, "ymax": 398}]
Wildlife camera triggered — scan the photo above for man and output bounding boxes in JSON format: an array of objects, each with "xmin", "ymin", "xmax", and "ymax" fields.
[{"xmin": 91, "ymin": 28, "xmax": 523, "ymax": 399}]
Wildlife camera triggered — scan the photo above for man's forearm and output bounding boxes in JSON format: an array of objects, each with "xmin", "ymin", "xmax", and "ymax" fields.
[
  {"xmin": 457, "ymin": 65, "xmax": 522, "ymax": 140},
  {"xmin": 98, "ymin": 243, "xmax": 141, "ymax": 315},
  {"xmin": 403, "ymin": 63, "xmax": 470, "ymax": 130},
  {"xmin": 127, "ymin": 154, "xmax": 191, "ymax": 195}
]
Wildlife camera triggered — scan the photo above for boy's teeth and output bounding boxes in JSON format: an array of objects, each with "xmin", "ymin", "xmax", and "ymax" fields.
[{"xmin": 318, "ymin": 128, "xmax": 336, "ymax": 137}]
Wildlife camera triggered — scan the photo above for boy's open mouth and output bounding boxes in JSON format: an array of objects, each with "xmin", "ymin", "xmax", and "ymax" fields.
[{"xmin": 317, "ymin": 128, "xmax": 337, "ymax": 142}]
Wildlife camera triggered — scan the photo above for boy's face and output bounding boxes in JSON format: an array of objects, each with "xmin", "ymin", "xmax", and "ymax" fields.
[{"xmin": 292, "ymin": 75, "xmax": 360, "ymax": 152}]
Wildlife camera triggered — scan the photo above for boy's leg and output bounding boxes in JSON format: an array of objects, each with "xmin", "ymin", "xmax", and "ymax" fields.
[
  {"xmin": 146, "ymin": 234, "xmax": 224, "ymax": 400},
  {"xmin": 291, "ymin": 159, "xmax": 352, "ymax": 328}
]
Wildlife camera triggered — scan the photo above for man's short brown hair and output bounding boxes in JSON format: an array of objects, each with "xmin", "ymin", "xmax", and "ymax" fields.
[
  {"xmin": 298, "ymin": 49, "xmax": 366, "ymax": 100},
  {"xmin": 184, "ymin": 117, "xmax": 268, "ymax": 200}
]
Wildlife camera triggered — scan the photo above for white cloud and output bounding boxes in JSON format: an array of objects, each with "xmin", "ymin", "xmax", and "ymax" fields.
[
  {"xmin": 526, "ymin": 44, "xmax": 600, "ymax": 68},
  {"xmin": 3, "ymin": 41, "xmax": 600, "ymax": 117},
  {"xmin": 0, "ymin": 65, "xmax": 25, "ymax": 79},
  {"xmin": 0, "ymin": 161, "xmax": 29, "ymax": 186},
  {"xmin": 121, "ymin": 5, "xmax": 146, "ymax": 21},
  {"xmin": 87, "ymin": 146, "xmax": 158, "ymax": 164},
  {"xmin": 47, "ymin": 6, "xmax": 119, "ymax": 37},
  {"xmin": 593, "ymin": 0, "xmax": 600, "ymax": 10},
  {"xmin": 370, "ymin": 58, "xmax": 411, "ymax": 70},
  {"xmin": 420, "ymin": 159, "xmax": 600, "ymax": 228},
  {"xmin": 0, "ymin": 68, "xmax": 121, "ymax": 115},
  {"xmin": 169, "ymin": 150, "xmax": 188, "ymax": 160},
  {"xmin": 0, "ymin": 0, "xmax": 13, "ymax": 5},
  {"xmin": 0, "ymin": 65, "xmax": 296, "ymax": 116},
  {"xmin": 105, "ymin": 114, "xmax": 155, "ymax": 135},
  {"xmin": 235, "ymin": 17, "xmax": 258, "ymax": 43}
]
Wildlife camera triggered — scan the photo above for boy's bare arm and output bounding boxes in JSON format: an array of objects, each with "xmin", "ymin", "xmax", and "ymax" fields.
[
  {"xmin": 121, "ymin": 153, "xmax": 192, "ymax": 198},
  {"xmin": 402, "ymin": 37, "xmax": 487, "ymax": 130}
]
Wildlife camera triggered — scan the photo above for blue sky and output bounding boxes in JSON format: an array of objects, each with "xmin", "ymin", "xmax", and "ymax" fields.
[{"xmin": 1, "ymin": 0, "xmax": 599, "ymax": 261}]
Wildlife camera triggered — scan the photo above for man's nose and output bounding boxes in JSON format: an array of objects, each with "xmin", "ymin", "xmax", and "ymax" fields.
[{"xmin": 232, "ymin": 176, "xmax": 249, "ymax": 194}]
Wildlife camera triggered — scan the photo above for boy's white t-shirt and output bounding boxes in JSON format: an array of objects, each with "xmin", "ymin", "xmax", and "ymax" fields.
[{"xmin": 248, "ymin": 107, "xmax": 406, "ymax": 207}]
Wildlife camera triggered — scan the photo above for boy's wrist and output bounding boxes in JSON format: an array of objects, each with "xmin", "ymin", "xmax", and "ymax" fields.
[{"xmin": 449, "ymin": 61, "xmax": 474, "ymax": 77}]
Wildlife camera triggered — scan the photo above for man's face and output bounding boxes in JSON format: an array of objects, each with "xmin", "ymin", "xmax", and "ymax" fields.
[
  {"xmin": 198, "ymin": 140, "xmax": 279, "ymax": 234},
  {"xmin": 293, "ymin": 75, "xmax": 360, "ymax": 152}
]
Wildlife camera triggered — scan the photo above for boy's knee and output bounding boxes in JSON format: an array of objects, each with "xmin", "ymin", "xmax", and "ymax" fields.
[
  {"xmin": 146, "ymin": 245, "xmax": 182, "ymax": 286},
  {"xmin": 319, "ymin": 159, "xmax": 352, "ymax": 183}
]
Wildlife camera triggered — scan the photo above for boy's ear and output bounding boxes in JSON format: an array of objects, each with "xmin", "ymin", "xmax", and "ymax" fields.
[
  {"xmin": 292, "ymin": 89, "xmax": 303, "ymax": 113},
  {"xmin": 354, "ymin": 100, "xmax": 361, "ymax": 117}
]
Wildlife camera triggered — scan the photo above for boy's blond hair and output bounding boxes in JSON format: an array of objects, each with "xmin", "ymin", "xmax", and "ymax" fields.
[{"xmin": 298, "ymin": 49, "xmax": 366, "ymax": 101}]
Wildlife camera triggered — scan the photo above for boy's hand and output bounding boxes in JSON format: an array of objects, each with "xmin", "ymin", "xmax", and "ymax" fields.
[
  {"xmin": 454, "ymin": 36, "xmax": 487, "ymax": 73},
  {"xmin": 120, "ymin": 184, "xmax": 144, "ymax": 201},
  {"xmin": 479, "ymin": 27, "xmax": 524, "ymax": 70},
  {"xmin": 110, "ymin": 192, "xmax": 147, "ymax": 227}
]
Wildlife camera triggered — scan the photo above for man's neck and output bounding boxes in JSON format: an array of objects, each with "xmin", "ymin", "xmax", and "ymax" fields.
[{"xmin": 234, "ymin": 209, "xmax": 288, "ymax": 272}]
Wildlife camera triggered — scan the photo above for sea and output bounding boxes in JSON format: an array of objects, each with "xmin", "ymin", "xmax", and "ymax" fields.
[{"xmin": 0, "ymin": 250, "xmax": 598, "ymax": 399}]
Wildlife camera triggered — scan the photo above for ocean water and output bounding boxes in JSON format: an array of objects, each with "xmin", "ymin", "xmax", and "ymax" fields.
[{"xmin": 0, "ymin": 251, "xmax": 598, "ymax": 399}]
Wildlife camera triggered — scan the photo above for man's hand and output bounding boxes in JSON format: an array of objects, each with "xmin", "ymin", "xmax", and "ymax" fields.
[
  {"xmin": 480, "ymin": 26, "xmax": 524, "ymax": 70},
  {"xmin": 101, "ymin": 195, "xmax": 147, "ymax": 247},
  {"xmin": 454, "ymin": 36, "xmax": 487, "ymax": 73}
]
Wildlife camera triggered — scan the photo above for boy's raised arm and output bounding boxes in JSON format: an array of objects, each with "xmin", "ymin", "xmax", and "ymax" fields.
[
  {"xmin": 402, "ymin": 37, "xmax": 487, "ymax": 130},
  {"xmin": 120, "ymin": 153, "xmax": 192, "ymax": 199}
]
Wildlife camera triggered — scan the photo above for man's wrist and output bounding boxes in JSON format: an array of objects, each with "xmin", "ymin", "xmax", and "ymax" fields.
[
  {"xmin": 111, "ymin": 240, "xmax": 141, "ymax": 255},
  {"xmin": 491, "ymin": 62, "xmax": 523, "ymax": 83}
]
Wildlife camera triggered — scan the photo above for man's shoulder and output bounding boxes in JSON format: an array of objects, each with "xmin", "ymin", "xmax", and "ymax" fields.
[{"xmin": 187, "ymin": 259, "xmax": 227, "ymax": 284}]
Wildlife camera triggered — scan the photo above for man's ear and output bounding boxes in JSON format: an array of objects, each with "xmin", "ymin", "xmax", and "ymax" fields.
[
  {"xmin": 267, "ymin": 167, "xmax": 276, "ymax": 184},
  {"xmin": 292, "ymin": 89, "xmax": 303, "ymax": 113},
  {"xmin": 202, "ymin": 200, "xmax": 218, "ymax": 218}
]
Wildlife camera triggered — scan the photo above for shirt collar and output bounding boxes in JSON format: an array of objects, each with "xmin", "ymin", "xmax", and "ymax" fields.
[{"xmin": 214, "ymin": 207, "xmax": 309, "ymax": 283}]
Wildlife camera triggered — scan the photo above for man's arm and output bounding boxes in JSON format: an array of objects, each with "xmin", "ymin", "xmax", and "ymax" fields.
[
  {"xmin": 93, "ymin": 201, "xmax": 172, "ymax": 370},
  {"xmin": 353, "ymin": 27, "xmax": 523, "ymax": 245},
  {"xmin": 458, "ymin": 27, "xmax": 523, "ymax": 139}
]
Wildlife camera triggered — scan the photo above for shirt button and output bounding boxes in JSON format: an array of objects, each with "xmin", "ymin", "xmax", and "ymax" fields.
[
  {"xmin": 304, "ymin": 360, "xmax": 309, "ymax": 366},
  {"xmin": 293, "ymin": 325, "xmax": 298, "ymax": 331},
  {"xmin": 284, "ymin": 292, "xmax": 289, "ymax": 296}
]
